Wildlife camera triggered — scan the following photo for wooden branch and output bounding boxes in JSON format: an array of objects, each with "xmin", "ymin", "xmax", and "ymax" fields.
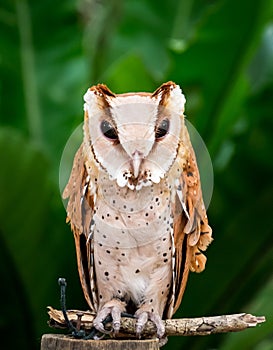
[{"xmin": 47, "ymin": 306, "xmax": 265, "ymax": 338}]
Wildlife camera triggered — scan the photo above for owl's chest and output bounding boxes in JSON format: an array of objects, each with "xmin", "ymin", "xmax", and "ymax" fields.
[
  {"xmin": 92, "ymin": 177, "xmax": 174, "ymax": 303},
  {"xmin": 93, "ymin": 176, "xmax": 174, "ymax": 248}
]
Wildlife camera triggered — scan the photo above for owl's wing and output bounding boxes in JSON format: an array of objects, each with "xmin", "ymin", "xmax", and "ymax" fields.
[
  {"xmin": 63, "ymin": 144, "xmax": 98, "ymax": 313},
  {"xmin": 169, "ymin": 126, "xmax": 213, "ymax": 316}
]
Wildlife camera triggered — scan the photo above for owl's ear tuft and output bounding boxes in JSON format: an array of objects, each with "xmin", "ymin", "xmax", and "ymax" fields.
[
  {"xmin": 89, "ymin": 84, "xmax": 116, "ymax": 98},
  {"xmin": 84, "ymin": 84, "xmax": 115, "ymax": 111},
  {"xmin": 152, "ymin": 81, "xmax": 186, "ymax": 113},
  {"xmin": 152, "ymin": 81, "xmax": 176, "ymax": 102},
  {"xmin": 152, "ymin": 81, "xmax": 186, "ymax": 114}
]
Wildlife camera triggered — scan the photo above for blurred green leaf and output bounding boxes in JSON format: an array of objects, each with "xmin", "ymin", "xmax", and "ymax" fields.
[
  {"xmin": 168, "ymin": 0, "xmax": 271, "ymax": 148},
  {"xmin": 0, "ymin": 128, "xmax": 50, "ymax": 343},
  {"xmin": 0, "ymin": 128, "xmax": 85, "ymax": 345},
  {"xmin": 101, "ymin": 53, "xmax": 155, "ymax": 92},
  {"xmin": 221, "ymin": 277, "xmax": 273, "ymax": 350},
  {"xmin": 0, "ymin": 230, "xmax": 36, "ymax": 349}
]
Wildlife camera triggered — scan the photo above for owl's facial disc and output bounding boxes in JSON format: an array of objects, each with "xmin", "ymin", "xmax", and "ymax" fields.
[
  {"xmin": 84, "ymin": 83, "xmax": 185, "ymax": 191},
  {"xmin": 94, "ymin": 113, "xmax": 179, "ymax": 191}
]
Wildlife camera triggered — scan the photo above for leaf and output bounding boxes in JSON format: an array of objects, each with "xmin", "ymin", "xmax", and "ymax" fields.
[
  {"xmin": 102, "ymin": 53, "xmax": 155, "ymax": 92},
  {"xmin": 0, "ymin": 231, "xmax": 36, "ymax": 349},
  {"xmin": 0, "ymin": 128, "xmax": 50, "ymax": 341},
  {"xmin": 168, "ymin": 0, "xmax": 270, "ymax": 152},
  {"xmin": 0, "ymin": 128, "xmax": 85, "ymax": 342},
  {"xmin": 221, "ymin": 277, "xmax": 273, "ymax": 350}
]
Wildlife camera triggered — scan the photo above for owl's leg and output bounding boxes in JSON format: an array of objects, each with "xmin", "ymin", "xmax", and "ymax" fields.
[
  {"xmin": 135, "ymin": 306, "xmax": 165, "ymax": 338},
  {"xmin": 93, "ymin": 299, "xmax": 126, "ymax": 334}
]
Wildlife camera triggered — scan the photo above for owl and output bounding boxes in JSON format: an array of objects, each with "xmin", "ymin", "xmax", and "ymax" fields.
[{"xmin": 63, "ymin": 81, "xmax": 212, "ymax": 339}]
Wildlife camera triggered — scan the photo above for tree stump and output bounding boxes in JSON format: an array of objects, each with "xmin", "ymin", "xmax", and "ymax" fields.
[{"xmin": 41, "ymin": 334, "xmax": 159, "ymax": 350}]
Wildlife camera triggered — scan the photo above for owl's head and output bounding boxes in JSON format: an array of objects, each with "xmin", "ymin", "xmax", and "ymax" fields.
[{"xmin": 83, "ymin": 82, "xmax": 186, "ymax": 190}]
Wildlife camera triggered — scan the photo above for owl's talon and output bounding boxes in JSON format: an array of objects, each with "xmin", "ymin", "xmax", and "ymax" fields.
[
  {"xmin": 150, "ymin": 313, "xmax": 165, "ymax": 338},
  {"xmin": 111, "ymin": 306, "xmax": 122, "ymax": 334},
  {"xmin": 112, "ymin": 322, "xmax": 121, "ymax": 335},
  {"xmin": 93, "ymin": 300, "xmax": 125, "ymax": 335},
  {"xmin": 135, "ymin": 310, "xmax": 165, "ymax": 339},
  {"xmin": 136, "ymin": 311, "xmax": 148, "ymax": 338}
]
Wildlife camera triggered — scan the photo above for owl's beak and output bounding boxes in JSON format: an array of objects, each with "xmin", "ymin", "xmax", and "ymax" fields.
[{"xmin": 131, "ymin": 150, "xmax": 143, "ymax": 178}]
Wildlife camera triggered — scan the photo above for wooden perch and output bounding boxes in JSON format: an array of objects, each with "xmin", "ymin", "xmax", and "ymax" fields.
[{"xmin": 47, "ymin": 306, "xmax": 265, "ymax": 338}]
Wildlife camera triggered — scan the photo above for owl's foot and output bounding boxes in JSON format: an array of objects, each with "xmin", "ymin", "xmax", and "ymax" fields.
[
  {"xmin": 93, "ymin": 299, "xmax": 126, "ymax": 335},
  {"xmin": 135, "ymin": 309, "xmax": 165, "ymax": 338}
]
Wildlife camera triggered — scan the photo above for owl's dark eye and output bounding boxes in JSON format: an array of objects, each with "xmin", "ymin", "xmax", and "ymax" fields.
[
  {"xmin": 100, "ymin": 120, "xmax": 118, "ymax": 140},
  {"xmin": 155, "ymin": 119, "xmax": 169, "ymax": 139}
]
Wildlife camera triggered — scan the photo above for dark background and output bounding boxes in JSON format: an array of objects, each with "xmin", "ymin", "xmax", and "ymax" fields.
[{"xmin": 1, "ymin": 0, "xmax": 273, "ymax": 349}]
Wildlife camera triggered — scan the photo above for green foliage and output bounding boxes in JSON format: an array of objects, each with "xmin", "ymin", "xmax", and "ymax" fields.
[{"xmin": 1, "ymin": 0, "xmax": 273, "ymax": 349}]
